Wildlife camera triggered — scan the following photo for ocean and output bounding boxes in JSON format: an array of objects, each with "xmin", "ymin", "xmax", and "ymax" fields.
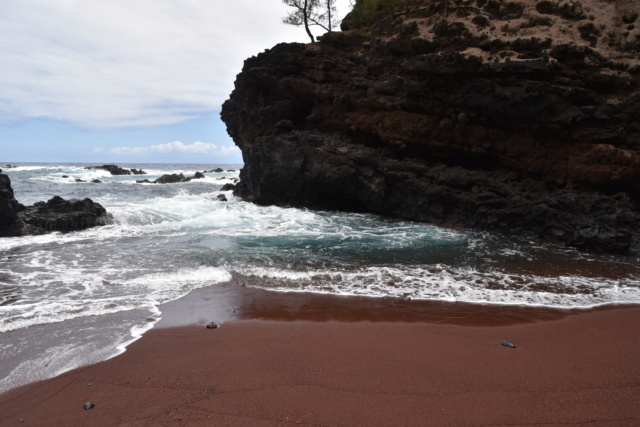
[{"xmin": 1, "ymin": 162, "xmax": 639, "ymax": 393}]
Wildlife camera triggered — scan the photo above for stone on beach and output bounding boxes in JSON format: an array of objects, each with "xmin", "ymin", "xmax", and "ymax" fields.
[{"xmin": 501, "ymin": 339, "xmax": 517, "ymax": 348}]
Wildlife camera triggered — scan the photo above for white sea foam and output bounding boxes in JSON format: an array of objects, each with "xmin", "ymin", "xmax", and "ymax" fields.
[
  {"xmin": 3, "ymin": 165, "xmax": 63, "ymax": 172},
  {"xmin": 0, "ymin": 266, "xmax": 231, "ymax": 333},
  {"xmin": 234, "ymin": 265, "xmax": 640, "ymax": 309}
]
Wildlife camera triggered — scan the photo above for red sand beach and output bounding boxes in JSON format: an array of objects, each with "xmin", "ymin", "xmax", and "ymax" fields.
[{"xmin": 1, "ymin": 299, "xmax": 639, "ymax": 426}]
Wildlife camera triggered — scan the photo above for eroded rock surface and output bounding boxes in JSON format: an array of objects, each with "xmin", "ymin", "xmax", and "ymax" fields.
[{"xmin": 222, "ymin": 0, "xmax": 640, "ymax": 254}]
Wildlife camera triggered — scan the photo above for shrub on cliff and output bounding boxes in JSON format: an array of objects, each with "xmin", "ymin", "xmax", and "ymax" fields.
[{"xmin": 343, "ymin": 0, "xmax": 402, "ymax": 29}]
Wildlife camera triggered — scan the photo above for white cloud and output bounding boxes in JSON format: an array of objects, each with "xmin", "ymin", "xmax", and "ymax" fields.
[
  {"xmin": 0, "ymin": 0, "xmax": 352, "ymax": 129},
  {"xmin": 108, "ymin": 141, "xmax": 239, "ymax": 158}
]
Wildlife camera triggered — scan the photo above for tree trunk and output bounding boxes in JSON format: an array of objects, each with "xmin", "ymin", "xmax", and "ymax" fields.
[{"xmin": 303, "ymin": 0, "xmax": 315, "ymax": 42}]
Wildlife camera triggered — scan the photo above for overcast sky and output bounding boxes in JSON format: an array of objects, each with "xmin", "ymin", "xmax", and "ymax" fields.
[{"xmin": 0, "ymin": 0, "xmax": 352, "ymax": 164}]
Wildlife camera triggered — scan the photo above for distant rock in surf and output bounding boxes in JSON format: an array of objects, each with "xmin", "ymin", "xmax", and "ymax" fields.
[
  {"xmin": 84, "ymin": 164, "xmax": 146, "ymax": 175},
  {"xmin": 0, "ymin": 172, "xmax": 112, "ymax": 237},
  {"xmin": 137, "ymin": 171, "xmax": 207, "ymax": 184},
  {"xmin": 155, "ymin": 173, "xmax": 186, "ymax": 184}
]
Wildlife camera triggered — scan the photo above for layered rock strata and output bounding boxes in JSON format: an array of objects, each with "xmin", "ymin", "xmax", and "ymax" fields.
[{"xmin": 221, "ymin": 0, "xmax": 640, "ymax": 254}]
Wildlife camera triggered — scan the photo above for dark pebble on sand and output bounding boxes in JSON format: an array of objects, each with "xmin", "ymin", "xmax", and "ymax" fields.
[
  {"xmin": 206, "ymin": 322, "xmax": 218, "ymax": 329},
  {"xmin": 84, "ymin": 401, "xmax": 95, "ymax": 410}
]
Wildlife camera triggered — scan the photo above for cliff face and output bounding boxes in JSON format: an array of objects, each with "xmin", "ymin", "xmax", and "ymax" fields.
[{"xmin": 221, "ymin": 0, "xmax": 640, "ymax": 254}]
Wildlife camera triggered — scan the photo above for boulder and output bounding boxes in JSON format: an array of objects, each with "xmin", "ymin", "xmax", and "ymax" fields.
[
  {"xmin": 154, "ymin": 173, "xmax": 185, "ymax": 184},
  {"xmin": 0, "ymin": 174, "xmax": 112, "ymax": 237},
  {"xmin": 18, "ymin": 196, "xmax": 112, "ymax": 235}
]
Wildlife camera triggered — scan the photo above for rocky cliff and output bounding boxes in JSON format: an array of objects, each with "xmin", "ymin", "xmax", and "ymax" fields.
[{"xmin": 221, "ymin": 0, "xmax": 640, "ymax": 254}]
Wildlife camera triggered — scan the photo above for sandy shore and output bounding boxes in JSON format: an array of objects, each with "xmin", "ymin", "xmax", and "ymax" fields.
[{"xmin": 1, "ymin": 300, "xmax": 639, "ymax": 426}]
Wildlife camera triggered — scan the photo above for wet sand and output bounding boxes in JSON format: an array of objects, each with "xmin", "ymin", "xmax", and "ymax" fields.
[{"xmin": 1, "ymin": 290, "xmax": 639, "ymax": 426}]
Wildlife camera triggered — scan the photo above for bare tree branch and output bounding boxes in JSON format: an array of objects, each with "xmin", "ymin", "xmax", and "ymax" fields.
[{"xmin": 282, "ymin": 0, "xmax": 338, "ymax": 42}]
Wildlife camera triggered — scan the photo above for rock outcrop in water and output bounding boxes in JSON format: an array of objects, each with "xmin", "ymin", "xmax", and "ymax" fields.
[
  {"xmin": 136, "ymin": 171, "xmax": 207, "ymax": 184},
  {"xmin": 85, "ymin": 165, "xmax": 146, "ymax": 175},
  {"xmin": 0, "ymin": 173, "xmax": 22, "ymax": 228},
  {"xmin": 0, "ymin": 173, "xmax": 112, "ymax": 237},
  {"xmin": 221, "ymin": 0, "xmax": 640, "ymax": 255}
]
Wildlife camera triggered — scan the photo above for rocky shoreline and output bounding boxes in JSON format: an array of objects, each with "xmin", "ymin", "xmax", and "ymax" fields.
[
  {"xmin": 221, "ymin": 0, "xmax": 640, "ymax": 254},
  {"xmin": 0, "ymin": 172, "xmax": 112, "ymax": 237}
]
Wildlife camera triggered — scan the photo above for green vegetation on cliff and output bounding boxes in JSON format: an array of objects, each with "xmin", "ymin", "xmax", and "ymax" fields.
[{"xmin": 344, "ymin": 0, "xmax": 402, "ymax": 29}]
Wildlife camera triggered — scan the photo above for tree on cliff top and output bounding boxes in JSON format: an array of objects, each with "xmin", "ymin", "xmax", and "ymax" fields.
[{"xmin": 282, "ymin": 0, "xmax": 339, "ymax": 43}]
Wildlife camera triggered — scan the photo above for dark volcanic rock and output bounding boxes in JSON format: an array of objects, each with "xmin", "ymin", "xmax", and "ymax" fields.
[
  {"xmin": 148, "ymin": 172, "xmax": 207, "ymax": 184},
  {"xmin": 85, "ymin": 165, "xmax": 146, "ymax": 175},
  {"xmin": 18, "ymin": 196, "xmax": 112, "ymax": 235},
  {"xmin": 155, "ymin": 173, "xmax": 186, "ymax": 184},
  {"xmin": 0, "ymin": 174, "xmax": 24, "ymax": 230},
  {"xmin": 221, "ymin": 0, "xmax": 640, "ymax": 255},
  {"xmin": 0, "ymin": 173, "xmax": 112, "ymax": 237}
]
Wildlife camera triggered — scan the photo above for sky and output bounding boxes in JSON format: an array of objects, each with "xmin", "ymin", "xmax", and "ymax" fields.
[{"xmin": 0, "ymin": 0, "xmax": 352, "ymax": 164}]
